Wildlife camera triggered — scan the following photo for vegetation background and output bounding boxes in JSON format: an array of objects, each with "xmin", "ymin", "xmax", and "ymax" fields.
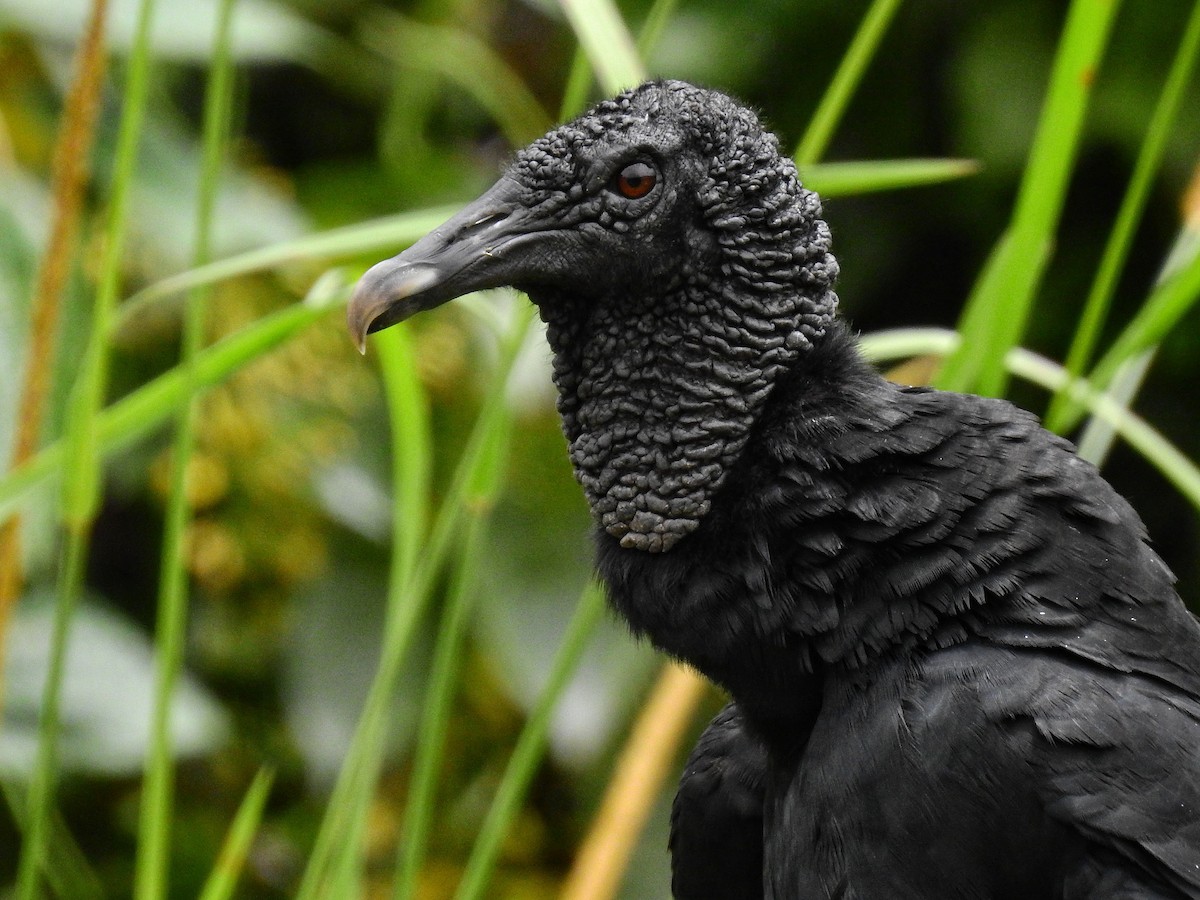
[{"xmin": 0, "ymin": 0, "xmax": 1198, "ymax": 897}]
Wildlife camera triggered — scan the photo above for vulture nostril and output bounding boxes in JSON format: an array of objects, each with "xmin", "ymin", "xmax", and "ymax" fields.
[{"xmin": 461, "ymin": 210, "xmax": 509, "ymax": 236}]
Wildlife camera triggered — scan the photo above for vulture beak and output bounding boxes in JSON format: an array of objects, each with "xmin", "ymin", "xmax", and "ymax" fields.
[{"xmin": 347, "ymin": 175, "xmax": 535, "ymax": 352}]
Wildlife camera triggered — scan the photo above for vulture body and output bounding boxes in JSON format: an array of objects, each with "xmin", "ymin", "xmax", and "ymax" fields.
[{"xmin": 349, "ymin": 81, "xmax": 1200, "ymax": 898}]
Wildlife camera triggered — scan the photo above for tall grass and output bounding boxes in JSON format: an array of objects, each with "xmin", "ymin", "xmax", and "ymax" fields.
[
  {"xmin": 936, "ymin": 0, "xmax": 1125, "ymax": 397},
  {"xmin": 134, "ymin": 0, "xmax": 237, "ymax": 896},
  {"xmin": 2, "ymin": 0, "xmax": 1199, "ymax": 897},
  {"xmin": 1044, "ymin": 0, "xmax": 1200, "ymax": 435},
  {"xmin": 15, "ymin": 0, "xmax": 161, "ymax": 892}
]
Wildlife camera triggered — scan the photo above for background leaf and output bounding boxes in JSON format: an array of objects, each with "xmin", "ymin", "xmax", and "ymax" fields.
[{"xmin": 0, "ymin": 596, "xmax": 229, "ymax": 778}]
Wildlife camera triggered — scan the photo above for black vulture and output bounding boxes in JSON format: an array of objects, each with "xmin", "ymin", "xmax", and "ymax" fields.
[{"xmin": 348, "ymin": 80, "xmax": 1200, "ymax": 898}]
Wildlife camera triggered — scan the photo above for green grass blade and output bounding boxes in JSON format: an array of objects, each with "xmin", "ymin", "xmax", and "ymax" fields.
[
  {"xmin": 295, "ymin": 301, "xmax": 534, "ymax": 900},
  {"xmin": 2, "ymin": 779, "xmax": 104, "ymax": 900},
  {"xmin": 1086, "ymin": 234, "xmax": 1200, "ymax": 391},
  {"xmin": 134, "ymin": 0, "xmax": 236, "ymax": 896},
  {"xmin": 57, "ymin": 342, "xmax": 105, "ymax": 529},
  {"xmin": 373, "ymin": 0, "xmax": 487, "ymax": 170},
  {"xmin": 329, "ymin": 324, "xmax": 434, "ymax": 898},
  {"xmin": 60, "ymin": 0, "xmax": 163, "ymax": 524},
  {"xmin": 1161, "ymin": 216, "xmax": 1200, "ymax": 276},
  {"xmin": 560, "ymin": 48, "xmax": 595, "ymax": 121},
  {"xmin": 860, "ymin": 327, "xmax": 1200, "ymax": 512},
  {"xmin": 1006, "ymin": 349, "xmax": 1200, "ymax": 510},
  {"xmin": 944, "ymin": 227, "xmax": 1036, "ymax": 382},
  {"xmin": 361, "ymin": 12, "xmax": 553, "ymax": 147},
  {"xmin": 557, "ymin": 0, "xmax": 678, "ymax": 121},
  {"xmin": 454, "ymin": 579, "xmax": 608, "ymax": 900},
  {"xmin": 391, "ymin": 323, "xmax": 505, "ymax": 899},
  {"xmin": 800, "ymin": 158, "xmax": 980, "ymax": 197},
  {"xmin": 113, "ymin": 205, "xmax": 458, "ymax": 332},
  {"xmin": 857, "ymin": 326, "xmax": 961, "ymax": 363},
  {"xmin": 15, "ymin": 534, "xmax": 89, "ymax": 900},
  {"xmin": 636, "ymin": 0, "xmax": 680, "ymax": 59},
  {"xmin": 377, "ymin": 325, "xmax": 433, "ymax": 602},
  {"xmin": 794, "ymin": 0, "xmax": 903, "ymax": 166},
  {"xmin": 560, "ymin": 0, "xmax": 682, "ymax": 121},
  {"xmin": 0, "ymin": 301, "xmax": 332, "ymax": 523},
  {"xmin": 17, "ymin": 0, "xmax": 161, "ymax": 892},
  {"xmin": 1045, "ymin": 0, "xmax": 1200, "ymax": 431},
  {"xmin": 197, "ymin": 768, "xmax": 276, "ymax": 900},
  {"xmin": 1072, "ymin": 220, "xmax": 1200, "ymax": 459},
  {"xmin": 101, "ymin": 299, "xmax": 330, "ymax": 448},
  {"xmin": 393, "ymin": 379, "xmax": 509, "ymax": 899},
  {"xmin": 393, "ymin": 507, "xmax": 495, "ymax": 900},
  {"xmin": 557, "ymin": 0, "xmax": 647, "ymax": 95},
  {"xmin": 936, "ymin": 0, "xmax": 1123, "ymax": 396},
  {"xmin": 1075, "ymin": 348, "xmax": 1154, "ymax": 464}
]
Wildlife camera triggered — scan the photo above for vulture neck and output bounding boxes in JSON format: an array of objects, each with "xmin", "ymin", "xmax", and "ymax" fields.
[
  {"xmin": 590, "ymin": 322, "xmax": 904, "ymax": 735},
  {"xmin": 535, "ymin": 260, "xmax": 835, "ymax": 558}
]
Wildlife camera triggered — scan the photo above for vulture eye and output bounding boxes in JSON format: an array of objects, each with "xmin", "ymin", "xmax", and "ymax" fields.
[{"xmin": 613, "ymin": 161, "xmax": 658, "ymax": 199}]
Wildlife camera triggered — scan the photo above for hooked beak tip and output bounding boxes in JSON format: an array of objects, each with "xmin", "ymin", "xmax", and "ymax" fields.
[{"xmin": 347, "ymin": 259, "xmax": 443, "ymax": 352}]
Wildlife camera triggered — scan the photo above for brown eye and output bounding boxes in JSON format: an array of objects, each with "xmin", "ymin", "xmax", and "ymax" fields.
[{"xmin": 614, "ymin": 161, "xmax": 657, "ymax": 199}]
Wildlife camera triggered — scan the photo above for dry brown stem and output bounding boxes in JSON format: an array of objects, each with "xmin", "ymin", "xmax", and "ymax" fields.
[
  {"xmin": 0, "ymin": 0, "xmax": 110, "ymax": 699},
  {"xmin": 560, "ymin": 662, "xmax": 710, "ymax": 900}
]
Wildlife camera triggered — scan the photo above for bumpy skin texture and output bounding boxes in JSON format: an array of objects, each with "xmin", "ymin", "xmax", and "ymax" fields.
[
  {"xmin": 354, "ymin": 81, "xmax": 1200, "ymax": 898},
  {"xmin": 513, "ymin": 85, "xmax": 838, "ymax": 552}
]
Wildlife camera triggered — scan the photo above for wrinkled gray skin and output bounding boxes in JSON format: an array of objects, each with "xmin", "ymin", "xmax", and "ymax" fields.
[{"xmin": 351, "ymin": 81, "xmax": 838, "ymax": 553}]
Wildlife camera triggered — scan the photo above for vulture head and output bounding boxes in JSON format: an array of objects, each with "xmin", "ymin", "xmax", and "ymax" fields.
[{"xmin": 350, "ymin": 80, "xmax": 839, "ymax": 553}]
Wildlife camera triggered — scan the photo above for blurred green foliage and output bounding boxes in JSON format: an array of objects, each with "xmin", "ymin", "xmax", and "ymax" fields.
[{"xmin": 0, "ymin": 0, "xmax": 1198, "ymax": 897}]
